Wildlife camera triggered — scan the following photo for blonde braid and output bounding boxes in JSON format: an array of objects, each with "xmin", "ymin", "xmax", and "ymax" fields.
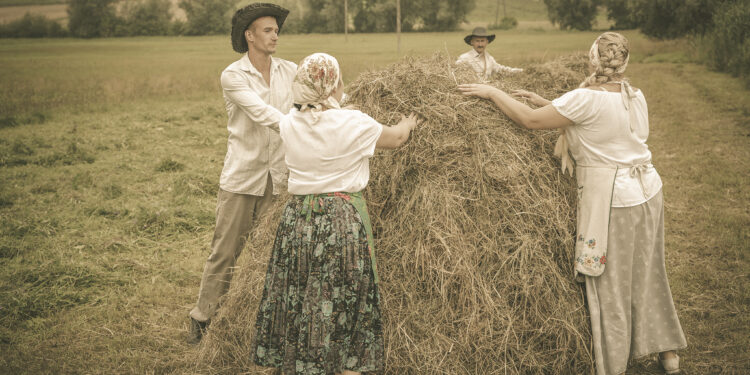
[{"xmin": 580, "ymin": 32, "xmax": 630, "ymax": 88}]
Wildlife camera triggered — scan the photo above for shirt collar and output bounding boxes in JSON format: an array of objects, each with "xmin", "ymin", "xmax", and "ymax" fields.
[
  {"xmin": 469, "ymin": 49, "xmax": 483, "ymax": 58},
  {"xmin": 238, "ymin": 54, "xmax": 279, "ymax": 77}
]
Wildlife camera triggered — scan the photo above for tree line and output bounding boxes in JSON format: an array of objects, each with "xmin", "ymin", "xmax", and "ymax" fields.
[{"xmin": 0, "ymin": 0, "xmax": 476, "ymax": 37}]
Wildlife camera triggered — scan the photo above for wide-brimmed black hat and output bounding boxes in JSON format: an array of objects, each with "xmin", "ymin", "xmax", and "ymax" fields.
[
  {"xmin": 464, "ymin": 27, "xmax": 496, "ymax": 45},
  {"xmin": 231, "ymin": 3, "xmax": 289, "ymax": 53}
]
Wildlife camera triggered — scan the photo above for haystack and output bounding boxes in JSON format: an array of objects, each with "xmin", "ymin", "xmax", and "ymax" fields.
[{"xmin": 195, "ymin": 53, "xmax": 593, "ymax": 374}]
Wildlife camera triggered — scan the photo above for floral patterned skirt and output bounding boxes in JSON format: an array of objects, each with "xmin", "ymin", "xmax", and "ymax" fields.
[{"xmin": 251, "ymin": 194, "xmax": 384, "ymax": 374}]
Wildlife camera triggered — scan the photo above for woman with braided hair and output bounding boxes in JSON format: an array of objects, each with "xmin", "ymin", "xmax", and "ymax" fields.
[{"xmin": 459, "ymin": 32, "xmax": 687, "ymax": 374}]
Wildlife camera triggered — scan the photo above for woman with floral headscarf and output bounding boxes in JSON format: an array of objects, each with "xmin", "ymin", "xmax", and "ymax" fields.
[
  {"xmin": 250, "ymin": 53, "xmax": 420, "ymax": 375},
  {"xmin": 458, "ymin": 32, "xmax": 687, "ymax": 374}
]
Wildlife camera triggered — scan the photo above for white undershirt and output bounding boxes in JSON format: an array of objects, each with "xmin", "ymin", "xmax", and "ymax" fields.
[
  {"xmin": 279, "ymin": 108, "xmax": 383, "ymax": 195},
  {"xmin": 552, "ymin": 88, "xmax": 662, "ymax": 207}
]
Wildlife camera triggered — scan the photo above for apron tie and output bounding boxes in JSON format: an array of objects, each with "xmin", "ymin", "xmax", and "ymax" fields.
[{"xmin": 629, "ymin": 162, "xmax": 650, "ymax": 199}]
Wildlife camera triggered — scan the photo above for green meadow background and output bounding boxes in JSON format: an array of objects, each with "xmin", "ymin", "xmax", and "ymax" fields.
[{"xmin": 1, "ymin": 1, "xmax": 749, "ymax": 374}]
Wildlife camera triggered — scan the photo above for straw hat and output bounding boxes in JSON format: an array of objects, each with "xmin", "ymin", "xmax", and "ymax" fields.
[
  {"xmin": 231, "ymin": 3, "xmax": 289, "ymax": 53},
  {"xmin": 463, "ymin": 27, "xmax": 496, "ymax": 45}
]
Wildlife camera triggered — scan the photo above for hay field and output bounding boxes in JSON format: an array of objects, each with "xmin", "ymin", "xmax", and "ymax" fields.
[{"xmin": 1, "ymin": 30, "xmax": 748, "ymax": 374}]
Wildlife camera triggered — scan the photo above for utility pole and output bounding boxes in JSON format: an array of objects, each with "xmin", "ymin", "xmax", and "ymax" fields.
[
  {"xmin": 396, "ymin": 0, "xmax": 401, "ymax": 54},
  {"xmin": 344, "ymin": 0, "xmax": 348, "ymax": 41},
  {"xmin": 495, "ymin": 0, "xmax": 500, "ymax": 26}
]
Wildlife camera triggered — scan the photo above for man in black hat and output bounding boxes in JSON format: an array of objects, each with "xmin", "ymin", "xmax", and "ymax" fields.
[
  {"xmin": 188, "ymin": 2, "xmax": 297, "ymax": 343},
  {"xmin": 456, "ymin": 26, "xmax": 523, "ymax": 81}
]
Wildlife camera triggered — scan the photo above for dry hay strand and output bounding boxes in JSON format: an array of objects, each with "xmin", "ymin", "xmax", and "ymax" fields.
[{"xmin": 195, "ymin": 52, "xmax": 593, "ymax": 375}]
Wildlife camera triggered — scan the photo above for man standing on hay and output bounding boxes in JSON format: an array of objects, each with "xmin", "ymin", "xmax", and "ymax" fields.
[
  {"xmin": 188, "ymin": 2, "xmax": 297, "ymax": 343},
  {"xmin": 456, "ymin": 26, "xmax": 523, "ymax": 81}
]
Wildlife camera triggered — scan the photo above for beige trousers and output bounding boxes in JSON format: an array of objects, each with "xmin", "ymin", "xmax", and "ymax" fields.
[{"xmin": 189, "ymin": 174, "xmax": 274, "ymax": 322}]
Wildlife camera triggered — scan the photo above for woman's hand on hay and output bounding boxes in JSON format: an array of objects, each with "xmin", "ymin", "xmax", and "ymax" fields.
[
  {"xmin": 399, "ymin": 113, "xmax": 421, "ymax": 130},
  {"xmin": 457, "ymin": 84, "xmax": 499, "ymax": 100},
  {"xmin": 457, "ymin": 84, "xmax": 573, "ymax": 130},
  {"xmin": 511, "ymin": 90, "xmax": 551, "ymax": 107},
  {"xmin": 376, "ymin": 113, "xmax": 422, "ymax": 149}
]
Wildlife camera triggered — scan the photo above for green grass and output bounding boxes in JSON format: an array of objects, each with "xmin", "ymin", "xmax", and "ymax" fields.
[
  {"xmin": 0, "ymin": 30, "xmax": 689, "ymax": 117},
  {"xmin": 0, "ymin": 31, "xmax": 748, "ymax": 374}
]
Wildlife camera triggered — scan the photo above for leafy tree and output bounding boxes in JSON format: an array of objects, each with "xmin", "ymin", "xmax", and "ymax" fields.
[
  {"xmin": 303, "ymin": 0, "xmax": 345, "ymax": 33},
  {"xmin": 309, "ymin": 0, "xmax": 474, "ymax": 33},
  {"xmin": 117, "ymin": 0, "xmax": 172, "ymax": 36},
  {"xmin": 0, "ymin": 12, "xmax": 67, "ymax": 37},
  {"xmin": 602, "ymin": 0, "xmax": 638, "ymax": 30},
  {"xmin": 703, "ymin": 0, "xmax": 750, "ymax": 83},
  {"xmin": 631, "ymin": 0, "xmax": 723, "ymax": 39},
  {"xmin": 542, "ymin": 0, "xmax": 600, "ymax": 31},
  {"xmin": 417, "ymin": 0, "xmax": 475, "ymax": 31},
  {"xmin": 179, "ymin": 0, "xmax": 235, "ymax": 35},
  {"xmin": 67, "ymin": 0, "xmax": 119, "ymax": 38}
]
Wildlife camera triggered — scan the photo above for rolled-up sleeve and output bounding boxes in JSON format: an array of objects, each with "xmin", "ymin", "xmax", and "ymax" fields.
[
  {"xmin": 221, "ymin": 70, "xmax": 283, "ymax": 130},
  {"xmin": 490, "ymin": 57, "xmax": 522, "ymax": 74}
]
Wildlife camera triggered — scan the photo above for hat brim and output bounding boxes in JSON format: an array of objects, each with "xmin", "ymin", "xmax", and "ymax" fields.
[
  {"xmin": 464, "ymin": 34, "xmax": 496, "ymax": 45},
  {"xmin": 231, "ymin": 3, "xmax": 289, "ymax": 53}
]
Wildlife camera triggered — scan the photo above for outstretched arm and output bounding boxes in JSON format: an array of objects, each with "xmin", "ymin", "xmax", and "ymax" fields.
[
  {"xmin": 457, "ymin": 84, "xmax": 572, "ymax": 129},
  {"xmin": 511, "ymin": 89, "xmax": 551, "ymax": 107},
  {"xmin": 376, "ymin": 113, "xmax": 421, "ymax": 149},
  {"xmin": 489, "ymin": 56, "xmax": 523, "ymax": 74}
]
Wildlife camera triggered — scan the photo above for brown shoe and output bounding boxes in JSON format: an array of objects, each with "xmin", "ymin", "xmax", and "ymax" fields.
[{"xmin": 188, "ymin": 317, "xmax": 210, "ymax": 344}]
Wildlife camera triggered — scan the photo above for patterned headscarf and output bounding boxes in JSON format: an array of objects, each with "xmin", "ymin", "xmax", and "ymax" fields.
[{"xmin": 292, "ymin": 53, "xmax": 342, "ymax": 122}]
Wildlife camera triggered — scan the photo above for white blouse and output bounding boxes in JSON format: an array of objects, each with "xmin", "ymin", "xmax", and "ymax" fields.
[
  {"xmin": 552, "ymin": 88, "xmax": 662, "ymax": 207},
  {"xmin": 279, "ymin": 108, "xmax": 383, "ymax": 195}
]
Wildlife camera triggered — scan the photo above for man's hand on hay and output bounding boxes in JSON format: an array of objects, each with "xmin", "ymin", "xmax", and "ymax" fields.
[{"xmin": 511, "ymin": 89, "xmax": 551, "ymax": 107}]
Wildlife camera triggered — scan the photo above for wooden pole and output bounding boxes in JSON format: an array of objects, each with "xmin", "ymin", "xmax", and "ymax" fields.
[
  {"xmin": 344, "ymin": 0, "xmax": 348, "ymax": 41},
  {"xmin": 396, "ymin": 0, "xmax": 401, "ymax": 54},
  {"xmin": 503, "ymin": 0, "xmax": 507, "ymax": 18},
  {"xmin": 495, "ymin": 0, "xmax": 500, "ymax": 26}
]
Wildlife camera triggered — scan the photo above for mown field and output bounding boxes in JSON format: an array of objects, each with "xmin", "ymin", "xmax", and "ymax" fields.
[{"xmin": 1, "ymin": 29, "xmax": 748, "ymax": 374}]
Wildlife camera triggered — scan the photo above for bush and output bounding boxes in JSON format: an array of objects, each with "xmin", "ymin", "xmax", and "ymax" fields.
[
  {"xmin": 116, "ymin": 0, "xmax": 172, "ymax": 36},
  {"xmin": 633, "ymin": 0, "xmax": 723, "ymax": 39},
  {"xmin": 490, "ymin": 16, "xmax": 518, "ymax": 30},
  {"xmin": 67, "ymin": 0, "xmax": 119, "ymax": 38},
  {"xmin": 603, "ymin": 0, "xmax": 638, "ymax": 30},
  {"xmin": 309, "ymin": 0, "xmax": 475, "ymax": 33},
  {"xmin": 0, "ymin": 13, "xmax": 67, "ymax": 38},
  {"xmin": 542, "ymin": 0, "xmax": 599, "ymax": 31},
  {"xmin": 178, "ymin": 0, "xmax": 233, "ymax": 35},
  {"xmin": 702, "ymin": 0, "xmax": 750, "ymax": 85}
]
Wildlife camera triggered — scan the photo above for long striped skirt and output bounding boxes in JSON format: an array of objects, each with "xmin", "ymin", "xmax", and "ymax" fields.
[{"xmin": 251, "ymin": 194, "xmax": 384, "ymax": 374}]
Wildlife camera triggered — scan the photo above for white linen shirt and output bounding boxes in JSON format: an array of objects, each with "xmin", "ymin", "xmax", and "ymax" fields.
[
  {"xmin": 219, "ymin": 54, "xmax": 297, "ymax": 195},
  {"xmin": 552, "ymin": 88, "xmax": 662, "ymax": 207},
  {"xmin": 279, "ymin": 108, "xmax": 383, "ymax": 195},
  {"xmin": 456, "ymin": 49, "xmax": 522, "ymax": 80}
]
